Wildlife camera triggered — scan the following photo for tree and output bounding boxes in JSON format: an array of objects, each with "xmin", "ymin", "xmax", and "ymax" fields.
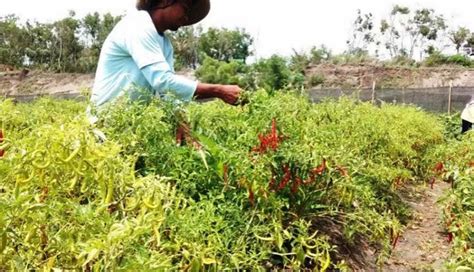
[
  {"xmin": 80, "ymin": 12, "xmax": 121, "ymax": 72},
  {"xmin": 347, "ymin": 10, "xmax": 376, "ymax": 55},
  {"xmin": 450, "ymin": 27, "xmax": 470, "ymax": 53},
  {"xmin": 379, "ymin": 5, "xmax": 411, "ymax": 58},
  {"xmin": 252, "ymin": 55, "xmax": 292, "ymax": 91},
  {"xmin": 0, "ymin": 15, "xmax": 27, "ymax": 67},
  {"xmin": 378, "ymin": 5, "xmax": 447, "ymax": 60},
  {"xmin": 409, "ymin": 8, "xmax": 447, "ymax": 59},
  {"xmin": 464, "ymin": 34, "xmax": 474, "ymax": 56},
  {"xmin": 168, "ymin": 26, "xmax": 202, "ymax": 70},
  {"xmin": 289, "ymin": 49, "xmax": 310, "ymax": 75},
  {"xmin": 24, "ymin": 21, "xmax": 55, "ymax": 69},
  {"xmin": 198, "ymin": 27, "xmax": 253, "ymax": 63},
  {"xmin": 51, "ymin": 11, "xmax": 83, "ymax": 72}
]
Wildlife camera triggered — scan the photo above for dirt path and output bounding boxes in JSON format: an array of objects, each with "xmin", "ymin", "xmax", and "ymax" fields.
[{"xmin": 385, "ymin": 182, "xmax": 451, "ymax": 271}]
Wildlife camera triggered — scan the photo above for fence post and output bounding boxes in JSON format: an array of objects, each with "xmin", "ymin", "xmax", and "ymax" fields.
[
  {"xmin": 402, "ymin": 87, "xmax": 406, "ymax": 104},
  {"xmin": 448, "ymin": 81, "xmax": 453, "ymax": 115},
  {"xmin": 371, "ymin": 81, "xmax": 376, "ymax": 104}
]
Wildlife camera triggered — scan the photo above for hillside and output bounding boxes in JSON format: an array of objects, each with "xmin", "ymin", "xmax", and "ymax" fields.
[{"xmin": 306, "ymin": 64, "xmax": 474, "ymax": 89}]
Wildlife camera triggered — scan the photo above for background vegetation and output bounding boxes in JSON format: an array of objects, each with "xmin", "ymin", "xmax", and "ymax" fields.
[{"xmin": 1, "ymin": 4, "xmax": 473, "ymax": 85}]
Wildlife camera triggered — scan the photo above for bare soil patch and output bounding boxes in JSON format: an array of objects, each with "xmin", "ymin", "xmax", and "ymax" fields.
[
  {"xmin": 385, "ymin": 182, "xmax": 451, "ymax": 271},
  {"xmin": 0, "ymin": 70, "xmax": 94, "ymax": 96},
  {"xmin": 307, "ymin": 64, "xmax": 474, "ymax": 89}
]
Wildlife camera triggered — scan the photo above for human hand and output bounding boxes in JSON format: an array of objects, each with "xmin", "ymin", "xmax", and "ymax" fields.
[{"xmin": 219, "ymin": 85, "xmax": 242, "ymax": 105}]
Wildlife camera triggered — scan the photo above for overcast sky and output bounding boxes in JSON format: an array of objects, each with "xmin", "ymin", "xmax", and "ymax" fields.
[{"xmin": 2, "ymin": 0, "xmax": 474, "ymax": 58}]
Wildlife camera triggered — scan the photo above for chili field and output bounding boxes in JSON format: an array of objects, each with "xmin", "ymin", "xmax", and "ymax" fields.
[{"xmin": 0, "ymin": 91, "xmax": 472, "ymax": 270}]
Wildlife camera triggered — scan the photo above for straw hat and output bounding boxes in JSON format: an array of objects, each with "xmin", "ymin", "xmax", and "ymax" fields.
[{"xmin": 137, "ymin": 0, "xmax": 210, "ymax": 26}]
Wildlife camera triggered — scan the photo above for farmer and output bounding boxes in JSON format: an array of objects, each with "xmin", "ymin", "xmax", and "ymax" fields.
[
  {"xmin": 461, "ymin": 95, "xmax": 474, "ymax": 134},
  {"xmin": 90, "ymin": 0, "xmax": 242, "ymax": 109}
]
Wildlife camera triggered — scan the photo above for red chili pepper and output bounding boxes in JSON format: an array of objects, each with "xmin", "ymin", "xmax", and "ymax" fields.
[
  {"xmin": 252, "ymin": 119, "xmax": 283, "ymax": 154},
  {"xmin": 268, "ymin": 168, "xmax": 277, "ymax": 190},
  {"xmin": 434, "ymin": 162, "xmax": 444, "ymax": 173},
  {"xmin": 175, "ymin": 126, "xmax": 184, "ymax": 146},
  {"xmin": 303, "ymin": 173, "xmax": 315, "ymax": 185},
  {"xmin": 429, "ymin": 177, "xmax": 435, "ymax": 189},
  {"xmin": 447, "ymin": 233, "xmax": 453, "ymax": 243},
  {"xmin": 392, "ymin": 232, "xmax": 400, "ymax": 249},
  {"xmin": 0, "ymin": 129, "xmax": 4, "ymax": 158},
  {"xmin": 336, "ymin": 165, "xmax": 348, "ymax": 177},
  {"xmin": 291, "ymin": 177, "xmax": 302, "ymax": 194},
  {"xmin": 278, "ymin": 164, "xmax": 292, "ymax": 190},
  {"xmin": 312, "ymin": 159, "xmax": 326, "ymax": 175},
  {"xmin": 248, "ymin": 188, "xmax": 255, "ymax": 207},
  {"xmin": 271, "ymin": 118, "xmax": 277, "ymax": 138}
]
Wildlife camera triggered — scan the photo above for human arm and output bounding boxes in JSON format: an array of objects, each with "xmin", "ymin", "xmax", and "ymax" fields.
[
  {"xmin": 141, "ymin": 64, "xmax": 242, "ymax": 105},
  {"xmin": 194, "ymin": 83, "xmax": 241, "ymax": 105}
]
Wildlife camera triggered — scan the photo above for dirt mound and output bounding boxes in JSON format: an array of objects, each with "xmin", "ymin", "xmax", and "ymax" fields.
[
  {"xmin": 0, "ymin": 70, "xmax": 94, "ymax": 96},
  {"xmin": 307, "ymin": 64, "xmax": 474, "ymax": 89},
  {"xmin": 2, "ymin": 65, "xmax": 474, "ymax": 97},
  {"xmin": 0, "ymin": 69, "xmax": 198, "ymax": 97}
]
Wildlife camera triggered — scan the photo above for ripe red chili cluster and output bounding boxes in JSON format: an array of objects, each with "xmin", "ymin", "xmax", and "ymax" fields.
[
  {"xmin": 248, "ymin": 188, "xmax": 255, "ymax": 207},
  {"xmin": 433, "ymin": 162, "xmax": 445, "ymax": 174},
  {"xmin": 428, "ymin": 162, "xmax": 447, "ymax": 189},
  {"xmin": 252, "ymin": 119, "xmax": 284, "ymax": 154},
  {"xmin": 0, "ymin": 129, "xmax": 4, "ymax": 158},
  {"xmin": 269, "ymin": 159, "xmax": 327, "ymax": 194}
]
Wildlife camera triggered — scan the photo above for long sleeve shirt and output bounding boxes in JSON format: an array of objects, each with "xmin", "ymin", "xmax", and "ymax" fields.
[
  {"xmin": 461, "ymin": 95, "xmax": 474, "ymax": 123},
  {"xmin": 90, "ymin": 10, "xmax": 197, "ymax": 107}
]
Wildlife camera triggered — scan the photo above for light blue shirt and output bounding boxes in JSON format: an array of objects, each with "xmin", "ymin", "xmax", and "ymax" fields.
[{"xmin": 91, "ymin": 10, "xmax": 198, "ymax": 107}]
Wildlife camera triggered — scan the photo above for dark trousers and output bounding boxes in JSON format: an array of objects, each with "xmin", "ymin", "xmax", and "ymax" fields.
[{"xmin": 462, "ymin": 119, "xmax": 473, "ymax": 134}]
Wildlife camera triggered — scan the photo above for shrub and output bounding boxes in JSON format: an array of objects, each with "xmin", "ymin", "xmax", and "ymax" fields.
[
  {"xmin": 195, "ymin": 56, "xmax": 248, "ymax": 86},
  {"xmin": 424, "ymin": 51, "xmax": 472, "ymax": 67},
  {"xmin": 308, "ymin": 74, "xmax": 325, "ymax": 87}
]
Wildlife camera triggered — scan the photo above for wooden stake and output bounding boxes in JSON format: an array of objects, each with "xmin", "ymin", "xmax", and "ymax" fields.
[
  {"xmin": 448, "ymin": 81, "xmax": 453, "ymax": 115},
  {"xmin": 371, "ymin": 81, "xmax": 376, "ymax": 104}
]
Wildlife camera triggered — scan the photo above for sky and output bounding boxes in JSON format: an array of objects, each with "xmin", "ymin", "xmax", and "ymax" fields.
[{"xmin": 2, "ymin": 0, "xmax": 474, "ymax": 59}]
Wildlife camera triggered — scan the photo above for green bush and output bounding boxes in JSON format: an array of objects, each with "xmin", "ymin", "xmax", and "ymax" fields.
[
  {"xmin": 446, "ymin": 54, "xmax": 472, "ymax": 67},
  {"xmin": 195, "ymin": 56, "xmax": 248, "ymax": 86},
  {"xmin": 308, "ymin": 74, "xmax": 325, "ymax": 87},
  {"xmin": 252, "ymin": 55, "xmax": 291, "ymax": 91},
  {"xmin": 195, "ymin": 55, "xmax": 305, "ymax": 92},
  {"xmin": 424, "ymin": 51, "xmax": 472, "ymax": 67}
]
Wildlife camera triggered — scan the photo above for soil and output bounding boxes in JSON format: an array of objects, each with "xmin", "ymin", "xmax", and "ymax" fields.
[
  {"xmin": 0, "ymin": 70, "xmax": 94, "ymax": 96},
  {"xmin": 384, "ymin": 182, "xmax": 451, "ymax": 272},
  {"xmin": 0, "ymin": 68, "xmax": 197, "ymax": 97}
]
